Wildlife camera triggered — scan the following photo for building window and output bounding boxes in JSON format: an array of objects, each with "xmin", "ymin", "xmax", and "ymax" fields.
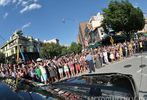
[
  {"xmin": 11, "ymin": 49, "xmax": 14, "ymax": 55},
  {"xmin": 23, "ymin": 47, "xmax": 27, "ymax": 52}
]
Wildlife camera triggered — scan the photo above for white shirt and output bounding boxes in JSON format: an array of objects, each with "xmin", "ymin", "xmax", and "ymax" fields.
[
  {"xmin": 103, "ymin": 51, "xmax": 108, "ymax": 57},
  {"xmin": 39, "ymin": 66, "xmax": 46, "ymax": 74}
]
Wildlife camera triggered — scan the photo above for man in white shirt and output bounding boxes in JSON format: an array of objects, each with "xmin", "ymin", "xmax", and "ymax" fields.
[{"xmin": 36, "ymin": 58, "xmax": 47, "ymax": 84}]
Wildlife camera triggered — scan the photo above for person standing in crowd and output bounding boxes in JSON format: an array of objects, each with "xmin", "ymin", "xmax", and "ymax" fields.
[
  {"xmin": 110, "ymin": 49, "xmax": 115, "ymax": 62},
  {"xmin": 85, "ymin": 52, "xmax": 95, "ymax": 73},
  {"xmin": 64, "ymin": 62, "xmax": 70, "ymax": 78},
  {"xmin": 103, "ymin": 49, "xmax": 109, "ymax": 64},
  {"xmin": 37, "ymin": 58, "xmax": 47, "ymax": 84},
  {"xmin": 10, "ymin": 69, "xmax": 16, "ymax": 78},
  {"xmin": 139, "ymin": 40, "xmax": 143, "ymax": 52},
  {"xmin": 136, "ymin": 41, "xmax": 140, "ymax": 53},
  {"xmin": 75, "ymin": 60, "xmax": 81, "ymax": 74},
  {"xmin": 119, "ymin": 44, "xmax": 123, "ymax": 59},
  {"xmin": 99, "ymin": 49, "xmax": 104, "ymax": 67},
  {"xmin": 79, "ymin": 54, "xmax": 86, "ymax": 72},
  {"xmin": 115, "ymin": 50, "xmax": 120, "ymax": 60},
  {"xmin": 58, "ymin": 62, "xmax": 64, "ymax": 79},
  {"xmin": 48, "ymin": 64, "xmax": 56, "ymax": 83},
  {"xmin": 68, "ymin": 59, "xmax": 75, "ymax": 76},
  {"xmin": 94, "ymin": 50, "xmax": 102, "ymax": 69},
  {"xmin": 128, "ymin": 42, "xmax": 133, "ymax": 56},
  {"xmin": 124, "ymin": 42, "xmax": 128, "ymax": 57},
  {"xmin": 132, "ymin": 41, "xmax": 136, "ymax": 54},
  {"xmin": 35, "ymin": 64, "xmax": 41, "ymax": 82}
]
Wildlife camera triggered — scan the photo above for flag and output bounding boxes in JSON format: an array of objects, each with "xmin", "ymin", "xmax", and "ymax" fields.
[
  {"xmin": 110, "ymin": 36, "xmax": 114, "ymax": 45},
  {"xmin": 16, "ymin": 45, "xmax": 20, "ymax": 62}
]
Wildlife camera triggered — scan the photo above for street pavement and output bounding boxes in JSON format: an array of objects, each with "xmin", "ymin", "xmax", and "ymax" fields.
[{"xmin": 93, "ymin": 52, "xmax": 147, "ymax": 98}]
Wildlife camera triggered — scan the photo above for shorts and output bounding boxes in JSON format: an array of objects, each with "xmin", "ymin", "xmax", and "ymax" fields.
[
  {"xmin": 64, "ymin": 68, "xmax": 69, "ymax": 72},
  {"xmin": 42, "ymin": 73, "xmax": 47, "ymax": 82},
  {"xmin": 70, "ymin": 66, "xmax": 74, "ymax": 71},
  {"xmin": 58, "ymin": 68, "xmax": 63, "ymax": 74}
]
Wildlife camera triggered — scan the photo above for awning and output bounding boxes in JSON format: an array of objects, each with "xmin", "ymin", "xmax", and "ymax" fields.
[
  {"xmin": 88, "ymin": 44, "xmax": 95, "ymax": 49},
  {"xmin": 142, "ymin": 33, "xmax": 147, "ymax": 37},
  {"xmin": 94, "ymin": 42, "xmax": 102, "ymax": 48},
  {"xmin": 88, "ymin": 42, "xmax": 101, "ymax": 49}
]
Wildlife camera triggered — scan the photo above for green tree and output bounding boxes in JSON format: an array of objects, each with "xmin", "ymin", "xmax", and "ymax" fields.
[
  {"xmin": 102, "ymin": 0, "xmax": 145, "ymax": 40},
  {"xmin": 40, "ymin": 42, "xmax": 82, "ymax": 59},
  {"xmin": 40, "ymin": 43, "xmax": 62, "ymax": 59},
  {"xmin": 69, "ymin": 42, "xmax": 82, "ymax": 54},
  {"xmin": 0, "ymin": 52, "xmax": 5, "ymax": 63},
  {"xmin": 61, "ymin": 46, "xmax": 70, "ymax": 56}
]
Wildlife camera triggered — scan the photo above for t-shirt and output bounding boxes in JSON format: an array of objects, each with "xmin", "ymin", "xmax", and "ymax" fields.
[
  {"xmin": 103, "ymin": 52, "xmax": 108, "ymax": 57},
  {"xmin": 86, "ymin": 54, "xmax": 93, "ymax": 61},
  {"xmin": 139, "ymin": 42, "xmax": 143, "ymax": 48},
  {"xmin": 39, "ymin": 66, "xmax": 47, "ymax": 74},
  {"xmin": 35, "ymin": 67, "xmax": 41, "ymax": 78}
]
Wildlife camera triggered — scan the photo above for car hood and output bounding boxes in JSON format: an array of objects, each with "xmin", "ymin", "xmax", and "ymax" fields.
[
  {"xmin": 0, "ymin": 73, "xmax": 139, "ymax": 100},
  {"xmin": 48, "ymin": 73, "xmax": 139, "ymax": 100}
]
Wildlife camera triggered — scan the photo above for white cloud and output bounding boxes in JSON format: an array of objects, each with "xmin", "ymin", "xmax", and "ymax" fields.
[
  {"xmin": 21, "ymin": 1, "xmax": 29, "ymax": 6},
  {"xmin": 0, "ymin": 0, "xmax": 11, "ymax": 6},
  {"xmin": 21, "ymin": 22, "xmax": 31, "ymax": 30},
  {"xmin": 133, "ymin": 2, "xmax": 139, "ymax": 8},
  {"xmin": 20, "ymin": 6, "xmax": 28, "ymax": 13},
  {"xmin": 29, "ymin": 3, "xmax": 41, "ymax": 9},
  {"xmin": 16, "ymin": 0, "xmax": 23, "ymax": 6},
  {"xmin": 34, "ymin": 0, "xmax": 38, "ymax": 2},
  {"xmin": 3, "ymin": 12, "xmax": 8, "ymax": 19},
  {"xmin": 0, "ymin": 0, "xmax": 40, "ymax": 7},
  {"xmin": 20, "ymin": 3, "xmax": 42, "ymax": 13},
  {"xmin": 0, "ymin": 0, "xmax": 41, "ymax": 14},
  {"xmin": 12, "ymin": 0, "xmax": 17, "ymax": 3}
]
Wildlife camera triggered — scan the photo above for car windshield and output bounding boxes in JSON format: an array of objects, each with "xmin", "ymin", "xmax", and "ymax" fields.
[{"xmin": 53, "ymin": 74, "xmax": 135, "ymax": 98}]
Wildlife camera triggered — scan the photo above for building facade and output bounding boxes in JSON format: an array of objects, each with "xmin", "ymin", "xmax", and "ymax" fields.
[
  {"xmin": 0, "ymin": 30, "xmax": 42, "ymax": 62},
  {"xmin": 77, "ymin": 13, "xmax": 106, "ymax": 49},
  {"xmin": 87, "ymin": 13, "xmax": 106, "ymax": 43},
  {"xmin": 77, "ymin": 22, "xmax": 89, "ymax": 49},
  {"xmin": 43, "ymin": 38, "xmax": 59, "ymax": 44}
]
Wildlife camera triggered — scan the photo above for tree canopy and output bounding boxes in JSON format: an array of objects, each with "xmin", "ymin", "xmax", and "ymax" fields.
[
  {"xmin": 102, "ymin": 0, "xmax": 145, "ymax": 39},
  {"xmin": 40, "ymin": 43, "xmax": 62, "ymax": 59},
  {"xmin": 69, "ymin": 42, "xmax": 82, "ymax": 54},
  {"xmin": 40, "ymin": 42, "xmax": 82, "ymax": 59}
]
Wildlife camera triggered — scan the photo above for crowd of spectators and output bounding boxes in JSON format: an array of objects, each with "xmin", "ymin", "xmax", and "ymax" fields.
[{"xmin": 0, "ymin": 40, "xmax": 144, "ymax": 84}]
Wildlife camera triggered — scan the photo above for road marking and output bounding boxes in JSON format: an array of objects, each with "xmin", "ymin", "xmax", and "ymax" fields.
[
  {"xmin": 142, "ymin": 73, "xmax": 147, "ymax": 76},
  {"xmin": 145, "ymin": 56, "xmax": 147, "ymax": 58},
  {"xmin": 137, "ymin": 69, "xmax": 147, "ymax": 76},
  {"xmin": 137, "ymin": 69, "xmax": 142, "ymax": 73}
]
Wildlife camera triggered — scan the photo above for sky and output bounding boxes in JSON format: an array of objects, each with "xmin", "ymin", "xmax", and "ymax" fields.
[{"xmin": 0, "ymin": 0, "xmax": 147, "ymax": 46}]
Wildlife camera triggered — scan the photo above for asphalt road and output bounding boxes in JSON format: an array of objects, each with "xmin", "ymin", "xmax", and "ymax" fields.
[{"xmin": 93, "ymin": 52, "xmax": 147, "ymax": 98}]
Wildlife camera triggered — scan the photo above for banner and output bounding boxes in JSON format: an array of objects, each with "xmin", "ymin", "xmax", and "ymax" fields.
[
  {"xmin": 110, "ymin": 36, "xmax": 114, "ymax": 45},
  {"xmin": 16, "ymin": 45, "xmax": 20, "ymax": 62}
]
